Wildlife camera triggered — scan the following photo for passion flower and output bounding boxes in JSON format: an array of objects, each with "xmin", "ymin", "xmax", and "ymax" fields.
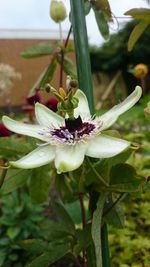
[{"xmin": 2, "ymin": 86, "xmax": 142, "ymax": 173}]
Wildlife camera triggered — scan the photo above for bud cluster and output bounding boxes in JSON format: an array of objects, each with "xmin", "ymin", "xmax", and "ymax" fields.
[{"xmin": 45, "ymin": 76, "xmax": 79, "ymax": 119}]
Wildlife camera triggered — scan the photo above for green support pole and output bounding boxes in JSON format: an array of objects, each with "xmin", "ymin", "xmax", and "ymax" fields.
[
  {"xmin": 70, "ymin": 0, "xmax": 110, "ymax": 267},
  {"xmin": 70, "ymin": 0, "xmax": 95, "ymax": 115},
  {"xmin": 70, "ymin": 1, "xmax": 110, "ymax": 266}
]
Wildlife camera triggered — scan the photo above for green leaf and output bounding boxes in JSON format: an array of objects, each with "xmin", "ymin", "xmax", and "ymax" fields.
[
  {"xmin": 55, "ymin": 173, "xmax": 75, "ymax": 202},
  {"xmin": 28, "ymin": 59, "xmax": 57, "ymax": 96},
  {"xmin": 109, "ymin": 163, "xmax": 145, "ymax": 192},
  {"xmin": 0, "ymin": 136, "xmax": 32, "ymax": 158},
  {"xmin": 92, "ymin": 0, "xmax": 112, "ymax": 21},
  {"xmin": 53, "ymin": 202, "xmax": 76, "ymax": 235},
  {"xmin": 124, "ymin": 8, "xmax": 150, "ymax": 22},
  {"xmin": 39, "ymin": 58, "xmax": 57, "ymax": 89},
  {"xmin": 86, "ymin": 150, "xmax": 131, "ymax": 187},
  {"xmin": 19, "ymin": 239, "xmax": 48, "ymax": 255},
  {"xmin": 29, "ymin": 165, "xmax": 52, "ymax": 203},
  {"xmin": 39, "ymin": 219, "xmax": 73, "ymax": 241},
  {"xmin": 1, "ymin": 169, "xmax": 31, "ymax": 195},
  {"xmin": 57, "ymin": 55, "xmax": 77, "ymax": 78},
  {"xmin": 93, "ymin": 9, "xmax": 109, "ymax": 40},
  {"xmin": 27, "ymin": 243, "xmax": 70, "ymax": 267},
  {"xmin": 127, "ymin": 20, "xmax": 149, "ymax": 51},
  {"xmin": 64, "ymin": 200, "xmax": 82, "ymax": 225},
  {"xmin": 74, "ymin": 224, "xmax": 92, "ymax": 255},
  {"xmin": 104, "ymin": 194, "xmax": 125, "ymax": 228},
  {"xmin": 8, "ymin": 253, "xmax": 18, "ymax": 261},
  {"xmin": 91, "ymin": 193, "xmax": 107, "ymax": 267},
  {"xmin": 21, "ymin": 42, "xmax": 54, "ymax": 58},
  {"xmin": 0, "ymin": 251, "xmax": 6, "ymax": 266},
  {"xmin": 7, "ymin": 227, "xmax": 20, "ymax": 239}
]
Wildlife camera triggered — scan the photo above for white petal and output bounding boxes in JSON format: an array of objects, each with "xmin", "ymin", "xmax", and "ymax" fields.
[
  {"xmin": 55, "ymin": 143, "xmax": 87, "ymax": 173},
  {"xmin": 86, "ymin": 134, "xmax": 130, "ymax": 158},
  {"xmin": 35, "ymin": 102, "xmax": 63, "ymax": 127},
  {"xmin": 2, "ymin": 116, "xmax": 46, "ymax": 141},
  {"xmin": 99, "ymin": 86, "xmax": 142, "ymax": 130},
  {"xmin": 74, "ymin": 89, "xmax": 91, "ymax": 118},
  {"xmin": 10, "ymin": 145, "xmax": 55, "ymax": 169}
]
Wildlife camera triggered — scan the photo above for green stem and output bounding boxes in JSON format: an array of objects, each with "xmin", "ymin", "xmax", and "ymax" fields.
[
  {"xmin": 86, "ymin": 157, "xmax": 108, "ymax": 187},
  {"xmin": 101, "ymin": 223, "xmax": 111, "ymax": 267},
  {"xmin": 70, "ymin": 0, "xmax": 95, "ymax": 115}
]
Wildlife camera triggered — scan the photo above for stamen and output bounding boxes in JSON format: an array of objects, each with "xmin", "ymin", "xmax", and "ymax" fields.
[{"xmin": 39, "ymin": 116, "xmax": 103, "ymax": 146}]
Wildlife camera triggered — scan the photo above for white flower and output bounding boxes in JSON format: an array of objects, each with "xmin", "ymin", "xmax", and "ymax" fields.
[{"xmin": 2, "ymin": 86, "xmax": 142, "ymax": 173}]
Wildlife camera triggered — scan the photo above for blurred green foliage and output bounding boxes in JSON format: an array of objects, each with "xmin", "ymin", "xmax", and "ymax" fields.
[
  {"xmin": 108, "ymin": 92, "xmax": 150, "ymax": 266},
  {"xmin": 0, "ymin": 191, "xmax": 44, "ymax": 267},
  {"xmin": 109, "ymin": 192, "xmax": 150, "ymax": 267}
]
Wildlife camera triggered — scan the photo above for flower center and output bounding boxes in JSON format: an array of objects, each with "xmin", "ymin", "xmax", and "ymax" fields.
[{"xmin": 50, "ymin": 116, "xmax": 99, "ymax": 145}]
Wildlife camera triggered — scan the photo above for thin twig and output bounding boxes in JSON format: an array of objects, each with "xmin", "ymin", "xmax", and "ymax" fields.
[
  {"xmin": 59, "ymin": 25, "xmax": 72, "ymax": 87},
  {"xmin": 79, "ymin": 193, "xmax": 86, "ymax": 226},
  {"xmin": 103, "ymin": 193, "xmax": 124, "ymax": 218},
  {"xmin": 64, "ymin": 25, "xmax": 73, "ymax": 48},
  {"xmin": 87, "ymin": 157, "xmax": 109, "ymax": 187}
]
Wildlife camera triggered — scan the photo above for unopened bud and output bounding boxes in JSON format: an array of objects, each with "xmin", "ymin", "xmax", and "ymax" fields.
[
  {"xmin": 133, "ymin": 64, "xmax": 148, "ymax": 79},
  {"xmin": 50, "ymin": 0, "xmax": 67, "ymax": 23},
  {"xmin": 70, "ymin": 79, "xmax": 78, "ymax": 88},
  {"xmin": 45, "ymin": 83, "xmax": 51, "ymax": 93},
  {"xmin": 66, "ymin": 76, "xmax": 78, "ymax": 90},
  {"xmin": 59, "ymin": 87, "xmax": 66, "ymax": 99}
]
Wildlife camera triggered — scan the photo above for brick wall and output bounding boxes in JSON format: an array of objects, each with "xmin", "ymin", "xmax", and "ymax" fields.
[{"xmin": 0, "ymin": 38, "xmax": 74, "ymax": 107}]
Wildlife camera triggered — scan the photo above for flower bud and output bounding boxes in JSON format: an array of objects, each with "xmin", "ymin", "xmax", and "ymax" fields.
[
  {"xmin": 70, "ymin": 79, "xmax": 78, "ymax": 88},
  {"xmin": 133, "ymin": 64, "xmax": 148, "ymax": 79},
  {"xmin": 50, "ymin": 0, "xmax": 67, "ymax": 23},
  {"xmin": 45, "ymin": 83, "xmax": 51, "ymax": 93}
]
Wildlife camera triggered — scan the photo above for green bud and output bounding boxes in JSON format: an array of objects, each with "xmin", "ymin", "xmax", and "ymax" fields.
[
  {"xmin": 70, "ymin": 79, "xmax": 78, "ymax": 88},
  {"xmin": 50, "ymin": 0, "xmax": 67, "ymax": 23}
]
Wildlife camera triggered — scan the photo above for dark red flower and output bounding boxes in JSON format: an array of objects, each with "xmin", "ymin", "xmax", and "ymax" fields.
[
  {"xmin": 27, "ymin": 90, "xmax": 41, "ymax": 105},
  {"xmin": 0, "ymin": 123, "xmax": 11, "ymax": 137},
  {"xmin": 45, "ymin": 98, "xmax": 58, "ymax": 112}
]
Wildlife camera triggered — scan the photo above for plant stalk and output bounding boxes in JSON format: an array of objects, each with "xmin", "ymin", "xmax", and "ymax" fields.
[
  {"xmin": 59, "ymin": 25, "xmax": 72, "ymax": 87},
  {"xmin": 101, "ymin": 223, "xmax": 111, "ymax": 267}
]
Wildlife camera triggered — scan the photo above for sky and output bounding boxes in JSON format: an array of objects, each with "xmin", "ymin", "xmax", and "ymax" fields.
[{"xmin": 0, "ymin": 0, "xmax": 149, "ymax": 45}]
